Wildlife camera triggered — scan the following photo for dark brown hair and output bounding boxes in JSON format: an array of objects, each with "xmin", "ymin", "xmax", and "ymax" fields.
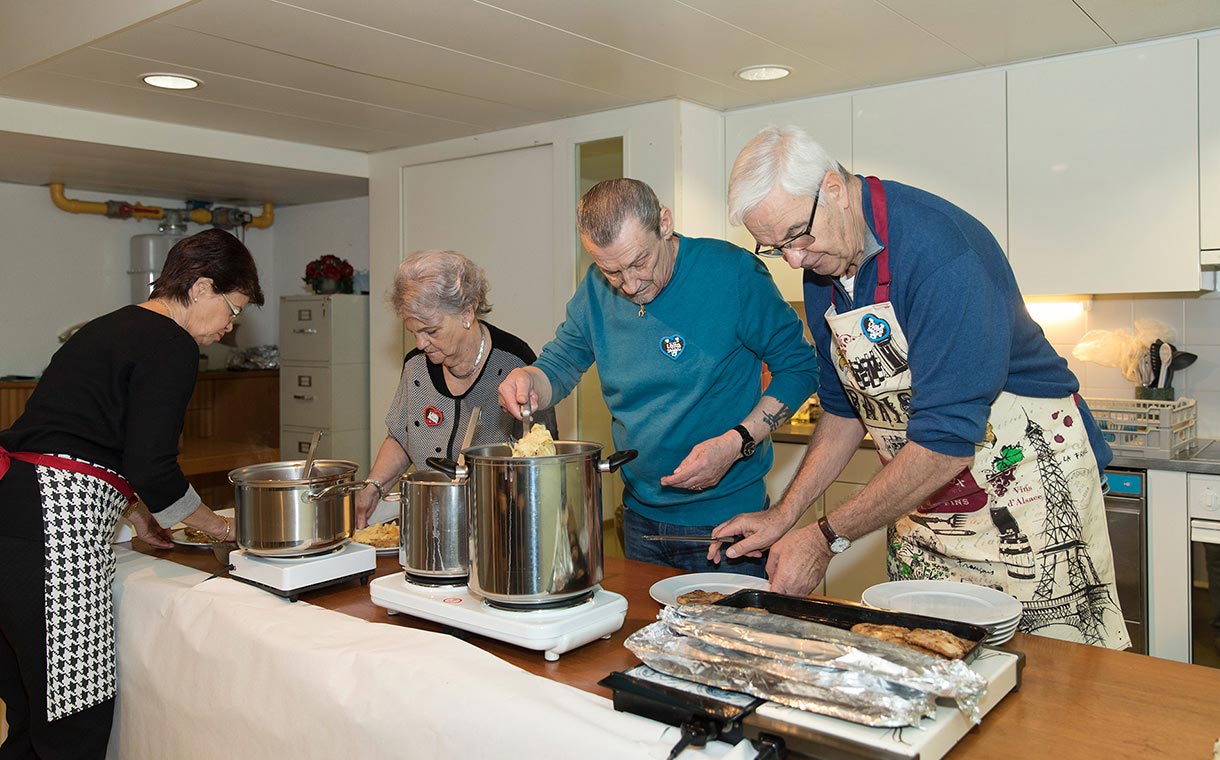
[{"xmin": 151, "ymin": 228, "xmax": 265, "ymax": 306}]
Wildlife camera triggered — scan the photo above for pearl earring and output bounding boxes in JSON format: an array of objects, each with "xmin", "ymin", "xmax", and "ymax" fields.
[{"xmin": 464, "ymin": 321, "xmax": 470, "ymax": 329}]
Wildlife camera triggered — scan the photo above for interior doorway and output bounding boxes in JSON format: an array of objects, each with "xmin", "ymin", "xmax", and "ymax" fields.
[{"xmin": 574, "ymin": 138, "xmax": 625, "ymax": 553}]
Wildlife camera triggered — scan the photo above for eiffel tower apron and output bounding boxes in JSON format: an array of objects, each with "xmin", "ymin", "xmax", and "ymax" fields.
[{"xmin": 823, "ymin": 177, "xmax": 1129, "ymax": 649}]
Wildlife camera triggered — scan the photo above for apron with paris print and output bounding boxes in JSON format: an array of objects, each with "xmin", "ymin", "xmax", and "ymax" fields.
[{"xmin": 823, "ymin": 177, "xmax": 1129, "ymax": 649}]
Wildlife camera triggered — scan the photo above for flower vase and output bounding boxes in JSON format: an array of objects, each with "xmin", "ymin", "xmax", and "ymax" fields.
[{"xmin": 315, "ymin": 278, "xmax": 340, "ymax": 294}]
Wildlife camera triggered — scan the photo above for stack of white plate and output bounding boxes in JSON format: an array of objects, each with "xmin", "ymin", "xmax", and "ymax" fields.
[{"xmin": 861, "ymin": 580, "xmax": 1023, "ymax": 646}]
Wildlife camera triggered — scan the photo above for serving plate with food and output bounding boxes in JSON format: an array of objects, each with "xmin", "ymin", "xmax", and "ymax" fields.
[
  {"xmin": 648, "ymin": 572, "xmax": 769, "ymax": 606},
  {"xmin": 352, "ymin": 522, "xmax": 400, "ymax": 555}
]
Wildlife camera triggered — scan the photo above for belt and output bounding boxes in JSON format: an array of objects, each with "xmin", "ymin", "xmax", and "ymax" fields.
[{"xmin": 0, "ymin": 446, "xmax": 137, "ymax": 504}]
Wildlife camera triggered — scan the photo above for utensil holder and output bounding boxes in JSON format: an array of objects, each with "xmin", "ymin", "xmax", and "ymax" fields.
[{"xmin": 1135, "ymin": 386, "xmax": 1174, "ymax": 401}]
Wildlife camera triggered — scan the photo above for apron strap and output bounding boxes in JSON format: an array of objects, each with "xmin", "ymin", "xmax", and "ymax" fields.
[
  {"xmin": 0, "ymin": 446, "xmax": 137, "ymax": 503},
  {"xmin": 865, "ymin": 176, "xmax": 892, "ymax": 303}
]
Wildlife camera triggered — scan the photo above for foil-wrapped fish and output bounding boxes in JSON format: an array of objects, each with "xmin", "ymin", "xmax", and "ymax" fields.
[
  {"xmin": 624, "ymin": 604, "xmax": 987, "ymax": 727},
  {"xmin": 627, "ymin": 621, "xmax": 936, "ymax": 726}
]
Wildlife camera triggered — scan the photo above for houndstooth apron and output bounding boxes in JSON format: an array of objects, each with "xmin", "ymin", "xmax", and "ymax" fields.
[
  {"xmin": 35, "ymin": 457, "xmax": 130, "ymax": 720},
  {"xmin": 823, "ymin": 177, "xmax": 1129, "ymax": 649}
]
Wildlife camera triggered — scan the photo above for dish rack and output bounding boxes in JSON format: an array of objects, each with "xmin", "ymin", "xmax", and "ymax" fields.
[{"xmin": 1085, "ymin": 396, "xmax": 1197, "ymax": 458}]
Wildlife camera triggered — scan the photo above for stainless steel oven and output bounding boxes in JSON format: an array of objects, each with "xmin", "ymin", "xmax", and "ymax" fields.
[
  {"xmin": 1104, "ymin": 468, "xmax": 1147, "ymax": 654},
  {"xmin": 1188, "ymin": 471, "xmax": 1220, "ymax": 669}
]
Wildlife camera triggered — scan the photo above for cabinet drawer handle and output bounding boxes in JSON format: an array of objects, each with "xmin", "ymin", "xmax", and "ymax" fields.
[
  {"xmin": 293, "ymin": 328, "xmax": 318, "ymax": 334},
  {"xmin": 292, "ymin": 394, "xmax": 315, "ymax": 401}
]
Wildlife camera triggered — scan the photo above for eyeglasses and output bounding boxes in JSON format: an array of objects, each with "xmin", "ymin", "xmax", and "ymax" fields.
[
  {"xmin": 219, "ymin": 292, "xmax": 242, "ymax": 323},
  {"xmin": 754, "ymin": 194, "xmax": 819, "ymax": 258}
]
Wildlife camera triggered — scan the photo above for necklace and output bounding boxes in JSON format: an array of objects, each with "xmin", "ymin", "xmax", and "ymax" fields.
[{"xmin": 448, "ymin": 324, "xmax": 487, "ymax": 379}]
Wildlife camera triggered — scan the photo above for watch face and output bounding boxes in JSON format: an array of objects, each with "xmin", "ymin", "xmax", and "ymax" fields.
[
  {"xmin": 741, "ymin": 440, "xmax": 757, "ymax": 457},
  {"xmin": 830, "ymin": 537, "xmax": 851, "ymax": 553}
]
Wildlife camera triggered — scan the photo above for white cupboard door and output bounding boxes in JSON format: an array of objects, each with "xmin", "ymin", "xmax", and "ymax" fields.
[
  {"xmin": 723, "ymin": 96, "xmax": 852, "ymax": 301},
  {"xmin": 1202, "ymin": 36, "xmax": 1220, "ymax": 257},
  {"xmin": 765, "ymin": 442, "xmax": 824, "ymax": 594},
  {"xmin": 402, "ymin": 145, "xmax": 556, "ymax": 364},
  {"xmin": 821, "ymin": 481, "xmax": 890, "ymax": 603},
  {"xmin": 1008, "ymin": 39, "xmax": 1199, "ymax": 295},
  {"xmin": 853, "ymin": 70, "xmax": 1007, "ymax": 253}
]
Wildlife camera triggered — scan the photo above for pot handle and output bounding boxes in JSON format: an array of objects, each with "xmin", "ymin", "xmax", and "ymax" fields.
[
  {"xmin": 307, "ymin": 481, "xmax": 371, "ymax": 501},
  {"xmin": 600, "ymin": 449, "xmax": 638, "ymax": 473},
  {"xmin": 425, "ymin": 457, "xmax": 468, "ymax": 481}
]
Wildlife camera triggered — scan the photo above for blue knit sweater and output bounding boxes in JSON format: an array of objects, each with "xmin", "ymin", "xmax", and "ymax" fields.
[
  {"xmin": 534, "ymin": 234, "xmax": 819, "ymax": 525},
  {"xmin": 805, "ymin": 178, "xmax": 1112, "ymax": 468}
]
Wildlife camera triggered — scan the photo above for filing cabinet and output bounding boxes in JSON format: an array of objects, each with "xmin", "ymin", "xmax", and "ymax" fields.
[{"xmin": 279, "ymin": 294, "xmax": 370, "ymax": 476}]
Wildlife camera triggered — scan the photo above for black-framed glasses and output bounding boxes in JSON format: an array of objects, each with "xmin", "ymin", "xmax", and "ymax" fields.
[
  {"xmin": 219, "ymin": 292, "xmax": 242, "ymax": 323},
  {"xmin": 754, "ymin": 194, "xmax": 819, "ymax": 258}
]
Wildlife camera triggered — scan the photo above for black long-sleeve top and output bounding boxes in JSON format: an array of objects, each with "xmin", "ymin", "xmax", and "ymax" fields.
[{"xmin": 0, "ymin": 305, "xmax": 201, "ymax": 526}]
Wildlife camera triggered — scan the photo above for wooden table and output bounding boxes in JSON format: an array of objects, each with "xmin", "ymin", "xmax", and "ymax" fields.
[{"xmin": 137, "ymin": 542, "xmax": 1220, "ymax": 759}]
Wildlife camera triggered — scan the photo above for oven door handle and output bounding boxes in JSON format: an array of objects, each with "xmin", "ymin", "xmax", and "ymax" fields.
[{"xmin": 1190, "ymin": 519, "xmax": 1220, "ymax": 545}]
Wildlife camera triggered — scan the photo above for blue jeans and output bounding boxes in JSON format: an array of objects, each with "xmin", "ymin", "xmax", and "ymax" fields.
[{"xmin": 623, "ymin": 508, "xmax": 768, "ymax": 578}]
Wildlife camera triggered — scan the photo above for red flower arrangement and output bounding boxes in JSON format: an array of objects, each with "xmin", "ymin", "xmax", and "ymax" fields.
[{"xmin": 303, "ymin": 254, "xmax": 355, "ymax": 294}]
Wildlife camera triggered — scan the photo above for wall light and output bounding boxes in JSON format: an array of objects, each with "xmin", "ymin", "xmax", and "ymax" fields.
[
  {"xmin": 1025, "ymin": 298, "xmax": 1089, "ymax": 325},
  {"xmin": 735, "ymin": 65, "xmax": 791, "ymax": 82},
  {"xmin": 141, "ymin": 73, "xmax": 202, "ymax": 90}
]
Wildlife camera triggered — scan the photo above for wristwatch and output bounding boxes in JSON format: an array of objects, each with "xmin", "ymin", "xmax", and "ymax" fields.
[
  {"xmin": 817, "ymin": 516, "xmax": 852, "ymax": 554},
  {"xmin": 732, "ymin": 424, "xmax": 757, "ymax": 458}
]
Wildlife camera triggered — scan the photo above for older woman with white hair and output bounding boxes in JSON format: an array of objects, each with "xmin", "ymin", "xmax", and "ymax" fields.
[{"xmin": 355, "ymin": 249, "xmax": 556, "ymax": 528}]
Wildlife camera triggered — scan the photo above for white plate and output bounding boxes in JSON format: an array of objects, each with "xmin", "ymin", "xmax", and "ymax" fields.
[
  {"xmin": 648, "ymin": 572, "xmax": 769, "ymax": 606},
  {"xmin": 861, "ymin": 580, "xmax": 1023, "ymax": 627},
  {"xmin": 375, "ymin": 546, "xmax": 399, "ymax": 556}
]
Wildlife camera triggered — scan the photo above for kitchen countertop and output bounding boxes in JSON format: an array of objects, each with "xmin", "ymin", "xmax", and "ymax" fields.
[
  {"xmin": 774, "ymin": 422, "xmax": 1220, "ymax": 476},
  {"xmin": 134, "ymin": 540, "xmax": 1220, "ymax": 758}
]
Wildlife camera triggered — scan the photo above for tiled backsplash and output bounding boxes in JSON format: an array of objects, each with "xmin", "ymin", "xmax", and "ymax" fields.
[
  {"xmin": 1036, "ymin": 290, "xmax": 1220, "ymax": 440},
  {"xmin": 787, "ymin": 289, "xmax": 1220, "ymax": 440}
]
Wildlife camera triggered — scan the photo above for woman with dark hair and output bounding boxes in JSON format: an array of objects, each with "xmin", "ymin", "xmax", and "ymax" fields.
[{"xmin": 0, "ymin": 228, "xmax": 265, "ymax": 758}]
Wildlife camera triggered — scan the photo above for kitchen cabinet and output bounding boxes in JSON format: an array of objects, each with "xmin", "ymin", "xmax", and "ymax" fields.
[
  {"xmin": 766, "ymin": 441, "xmax": 886, "ymax": 599},
  {"xmin": 1201, "ymin": 36, "xmax": 1220, "ymax": 260},
  {"xmin": 1007, "ymin": 39, "xmax": 1200, "ymax": 294},
  {"xmin": 822, "ymin": 450, "xmax": 887, "ymax": 602},
  {"xmin": 280, "ymin": 295, "xmax": 370, "ymax": 475},
  {"xmin": 853, "ymin": 70, "xmax": 1007, "ymax": 252},
  {"xmin": 723, "ymin": 95, "xmax": 852, "ymax": 302}
]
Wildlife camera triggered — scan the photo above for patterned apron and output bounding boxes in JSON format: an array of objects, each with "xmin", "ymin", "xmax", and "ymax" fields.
[
  {"xmin": 823, "ymin": 177, "xmax": 1129, "ymax": 649},
  {"xmin": 0, "ymin": 448, "xmax": 135, "ymax": 719}
]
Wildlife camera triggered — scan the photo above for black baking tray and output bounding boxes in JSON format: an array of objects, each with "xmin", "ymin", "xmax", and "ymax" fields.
[{"xmin": 713, "ymin": 590, "xmax": 991, "ymax": 662}]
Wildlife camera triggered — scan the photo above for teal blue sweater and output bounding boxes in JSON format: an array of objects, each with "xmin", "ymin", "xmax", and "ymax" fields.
[{"xmin": 534, "ymin": 234, "xmax": 819, "ymax": 526}]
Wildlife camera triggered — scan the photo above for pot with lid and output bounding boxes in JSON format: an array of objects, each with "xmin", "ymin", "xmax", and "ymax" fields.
[
  {"xmin": 428, "ymin": 442, "xmax": 636, "ymax": 607},
  {"xmin": 228, "ymin": 459, "xmax": 365, "ymax": 558}
]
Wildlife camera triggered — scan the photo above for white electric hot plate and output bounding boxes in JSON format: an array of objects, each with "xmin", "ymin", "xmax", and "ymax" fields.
[{"xmin": 648, "ymin": 572, "xmax": 769, "ymax": 606}]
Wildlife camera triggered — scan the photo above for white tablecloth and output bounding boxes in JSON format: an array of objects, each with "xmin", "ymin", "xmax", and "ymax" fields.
[{"xmin": 104, "ymin": 548, "xmax": 753, "ymax": 759}]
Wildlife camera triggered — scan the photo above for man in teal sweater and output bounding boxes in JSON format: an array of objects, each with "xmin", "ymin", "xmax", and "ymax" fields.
[{"xmin": 499, "ymin": 179, "xmax": 818, "ymax": 576}]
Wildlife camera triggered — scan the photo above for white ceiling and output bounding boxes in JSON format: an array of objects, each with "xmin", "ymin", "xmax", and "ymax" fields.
[{"xmin": 3, "ymin": 0, "xmax": 1220, "ymax": 205}]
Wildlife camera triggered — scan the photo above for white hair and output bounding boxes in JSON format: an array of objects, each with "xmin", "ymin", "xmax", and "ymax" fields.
[{"xmin": 727, "ymin": 125, "xmax": 843, "ymax": 226}]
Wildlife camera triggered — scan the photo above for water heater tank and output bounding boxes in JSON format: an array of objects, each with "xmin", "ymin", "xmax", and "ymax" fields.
[{"xmin": 128, "ymin": 213, "xmax": 188, "ymax": 304}]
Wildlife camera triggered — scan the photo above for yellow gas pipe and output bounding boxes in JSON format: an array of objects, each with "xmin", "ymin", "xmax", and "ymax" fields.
[{"xmin": 49, "ymin": 183, "xmax": 273, "ymax": 229}]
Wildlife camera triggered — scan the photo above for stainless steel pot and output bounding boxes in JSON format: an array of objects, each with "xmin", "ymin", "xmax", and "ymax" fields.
[
  {"xmin": 428, "ymin": 443, "xmax": 636, "ymax": 607},
  {"xmin": 228, "ymin": 459, "xmax": 364, "ymax": 558},
  {"xmin": 379, "ymin": 471, "xmax": 469, "ymax": 584}
]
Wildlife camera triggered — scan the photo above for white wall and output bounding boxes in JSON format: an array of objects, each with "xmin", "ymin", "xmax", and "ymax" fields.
[
  {"xmin": 0, "ymin": 180, "xmax": 274, "ymax": 376},
  {"xmin": 272, "ymin": 196, "xmax": 370, "ymax": 299}
]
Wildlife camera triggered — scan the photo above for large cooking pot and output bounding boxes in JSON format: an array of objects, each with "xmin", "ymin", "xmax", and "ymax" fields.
[
  {"xmin": 379, "ymin": 471, "xmax": 469, "ymax": 584},
  {"xmin": 428, "ymin": 442, "xmax": 636, "ymax": 607},
  {"xmin": 228, "ymin": 459, "xmax": 365, "ymax": 558}
]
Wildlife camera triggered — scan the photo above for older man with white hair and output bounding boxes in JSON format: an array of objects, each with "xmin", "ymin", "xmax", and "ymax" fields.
[{"xmin": 715, "ymin": 125, "xmax": 1129, "ymax": 649}]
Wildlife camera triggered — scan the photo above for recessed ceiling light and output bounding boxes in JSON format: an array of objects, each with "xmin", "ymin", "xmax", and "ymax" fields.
[
  {"xmin": 141, "ymin": 73, "xmax": 202, "ymax": 90},
  {"xmin": 735, "ymin": 65, "xmax": 791, "ymax": 82}
]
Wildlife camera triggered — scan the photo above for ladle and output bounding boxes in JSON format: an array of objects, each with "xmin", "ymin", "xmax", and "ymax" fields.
[
  {"xmin": 1164, "ymin": 349, "xmax": 1197, "ymax": 390},
  {"xmin": 302, "ymin": 429, "xmax": 323, "ymax": 479},
  {"xmin": 457, "ymin": 406, "xmax": 480, "ymax": 473}
]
